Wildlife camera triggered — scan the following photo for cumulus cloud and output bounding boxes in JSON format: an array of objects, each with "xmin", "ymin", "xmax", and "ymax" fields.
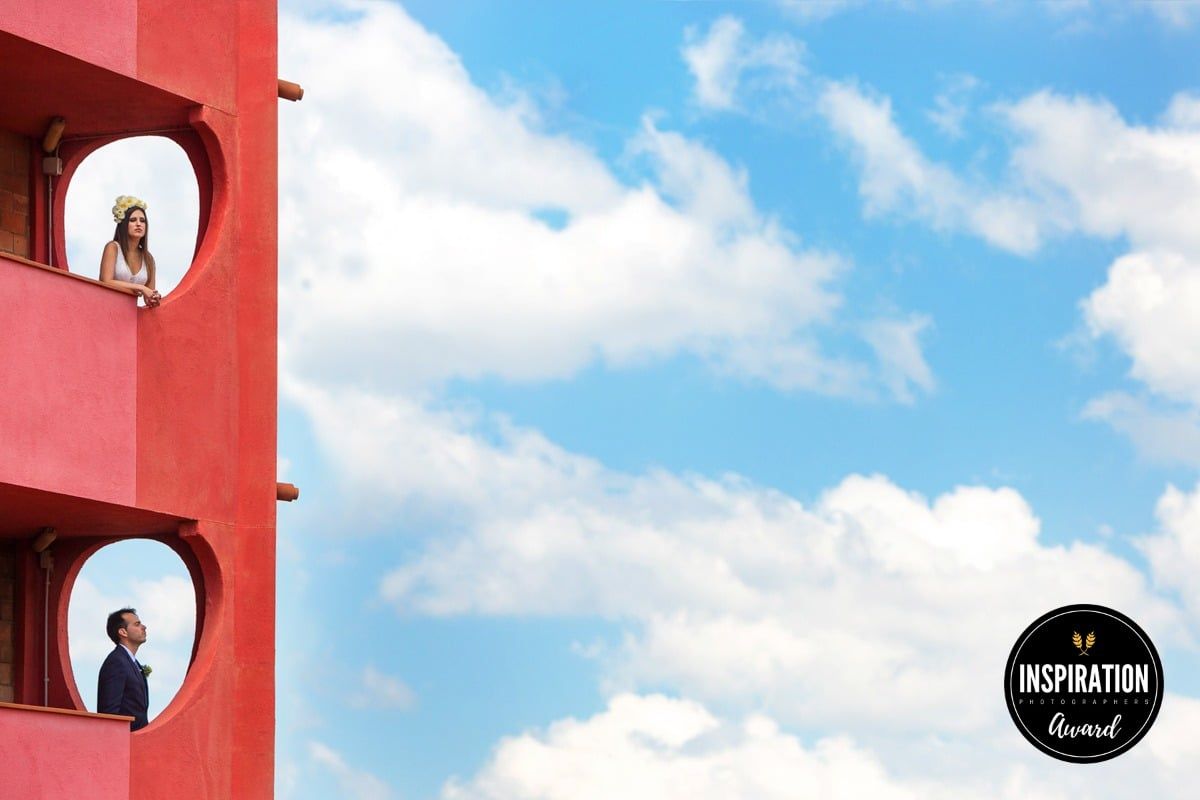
[
  {"xmin": 926, "ymin": 73, "xmax": 980, "ymax": 139},
  {"xmin": 279, "ymin": 1, "xmax": 925, "ymax": 402},
  {"xmin": 681, "ymin": 16, "xmax": 805, "ymax": 111},
  {"xmin": 1003, "ymin": 92, "xmax": 1200, "ymax": 440},
  {"xmin": 1082, "ymin": 392, "xmax": 1200, "ymax": 467},
  {"xmin": 442, "ymin": 691, "xmax": 1200, "ymax": 800},
  {"xmin": 284, "ymin": 379, "xmax": 1183, "ymax": 737},
  {"xmin": 774, "ymin": 0, "xmax": 868, "ymax": 23},
  {"xmin": 1165, "ymin": 92, "xmax": 1200, "ymax": 129},
  {"xmin": 1084, "ymin": 251, "xmax": 1200, "ymax": 405},
  {"xmin": 678, "ymin": 21, "xmax": 1200, "ymax": 274},
  {"xmin": 818, "ymin": 80, "xmax": 1044, "ymax": 254},
  {"xmin": 441, "ymin": 694, "xmax": 944, "ymax": 800},
  {"xmin": 1140, "ymin": 0, "xmax": 1200, "ymax": 28},
  {"xmin": 861, "ymin": 314, "xmax": 936, "ymax": 403},
  {"xmin": 268, "ymin": 5, "xmax": 1200, "ymax": 798},
  {"xmin": 349, "ymin": 664, "xmax": 417, "ymax": 711},
  {"xmin": 1140, "ymin": 481, "xmax": 1200, "ymax": 618},
  {"xmin": 775, "ymin": 0, "xmax": 1200, "ymax": 29},
  {"xmin": 802, "ymin": 85, "xmax": 1200, "ymax": 458},
  {"xmin": 809, "ymin": 77, "xmax": 1200, "ymax": 456},
  {"xmin": 308, "ymin": 742, "xmax": 394, "ymax": 800},
  {"xmin": 1002, "ymin": 92, "xmax": 1200, "ymax": 256}
]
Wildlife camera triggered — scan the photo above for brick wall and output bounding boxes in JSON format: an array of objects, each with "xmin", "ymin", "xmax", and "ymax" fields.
[
  {"xmin": 0, "ymin": 129, "xmax": 32, "ymax": 260},
  {"xmin": 0, "ymin": 543, "xmax": 14, "ymax": 702}
]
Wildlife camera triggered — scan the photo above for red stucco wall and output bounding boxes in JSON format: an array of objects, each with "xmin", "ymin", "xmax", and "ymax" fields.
[
  {"xmin": 0, "ymin": 257, "xmax": 137, "ymax": 506},
  {"xmin": 0, "ymin": 1, "xmax": 279, "ymax": 797},
  {"xmin": 0, "ymin": 0, "xmax": 136, "ymax": 76},
  {"xmin": 0, "ymin": 703, "xmax": 132, "ymax": 799}
]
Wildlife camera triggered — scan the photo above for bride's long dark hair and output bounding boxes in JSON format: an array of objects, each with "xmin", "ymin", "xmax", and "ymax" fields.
[{"xmin": 112, "ymin": 207, "xmax": 155, "ymax": 268}]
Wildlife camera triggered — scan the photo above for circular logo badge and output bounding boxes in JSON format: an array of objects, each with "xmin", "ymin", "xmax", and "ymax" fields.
[{"xmin": 1004, "ymin": 604, "xmax": 1163, "ymax": 763}]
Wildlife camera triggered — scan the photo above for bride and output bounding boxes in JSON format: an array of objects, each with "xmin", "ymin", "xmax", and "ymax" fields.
[{"xmin": 99, "ymin": 194, "xmax": 161, "ymax": 307}]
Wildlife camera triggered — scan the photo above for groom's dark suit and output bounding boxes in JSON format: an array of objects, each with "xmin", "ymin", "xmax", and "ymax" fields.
[{"xmin": 97, "ymin": 646, "xmax": 149, "ymax": 730}]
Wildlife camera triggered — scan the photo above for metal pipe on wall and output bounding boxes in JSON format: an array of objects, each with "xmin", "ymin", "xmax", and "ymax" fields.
[{"xmin": 33, "ymin": 528, "xmax": 56, "ymax": 706}]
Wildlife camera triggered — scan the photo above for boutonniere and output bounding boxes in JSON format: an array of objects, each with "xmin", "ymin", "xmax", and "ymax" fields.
[{"xmin": 141, "ymin": 664, "xmax": 153, "ymax": 678}]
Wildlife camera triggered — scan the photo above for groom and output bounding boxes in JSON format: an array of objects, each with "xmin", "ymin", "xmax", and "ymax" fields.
[{"xmin": 97, "ymin": 607, "xmax": 150, "ymax": 730}]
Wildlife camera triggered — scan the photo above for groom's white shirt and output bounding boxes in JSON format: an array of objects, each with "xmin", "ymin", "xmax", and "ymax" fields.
[{"xmin": 119, "ymin": 643, "xmax": 140, "ymax": 667}]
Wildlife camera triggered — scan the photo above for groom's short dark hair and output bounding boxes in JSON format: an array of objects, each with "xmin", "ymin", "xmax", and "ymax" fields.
[{"xmin": 106, "ymin": 607, "xmax": 138, "ymax": 645}]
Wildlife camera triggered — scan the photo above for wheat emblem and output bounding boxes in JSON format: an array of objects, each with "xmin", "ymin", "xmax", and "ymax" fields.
[{"xmin": 1073, "ymin": 631, "xmax": 1096, "ymax": 656}]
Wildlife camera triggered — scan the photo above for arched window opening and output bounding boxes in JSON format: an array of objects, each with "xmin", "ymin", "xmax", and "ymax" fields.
[
  {"xmin": 64, "ymin": 136, "xmax": 200, "ymax": 298},
  {"xmin": 66, "ymin": 539, "xmax": 197, "ymax": 725}
]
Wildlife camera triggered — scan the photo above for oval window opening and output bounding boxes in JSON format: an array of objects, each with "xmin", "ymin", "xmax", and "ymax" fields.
[
  {"xmin": 67, "ymin": 539, "xmax": 197, "ymax": 724},
  {"xmin": 65, "ymin": 136, "xmax": 200, "ymax": 298}
]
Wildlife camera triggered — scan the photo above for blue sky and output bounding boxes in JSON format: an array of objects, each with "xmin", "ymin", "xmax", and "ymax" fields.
[{"xmin": 69, "ymin": 1, "xmax": 1200, "ymax": 797}]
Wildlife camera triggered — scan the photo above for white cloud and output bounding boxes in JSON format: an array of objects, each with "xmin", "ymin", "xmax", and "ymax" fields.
[
  {"xmin": 818, "ymin": 80, "xmax": 1043, "ymax": 254},
  {"xmin": 630, "ymin": 118, "xmax": 756, "ymax": 229},
  {"xmin": 774, "ymin": 0, "xmax": 868, "ymax": 23},
  {"xmin": 128, "ymin": 574, "xmax": 196, "ymax": 644},
  {"xmin": 681, "ymin": 16, "xmax": 805, "ymax": 111},
  {"xmin": 279, "ymin": 1, "xmax": 924, "ymax": 402},
  {"xmin": 276, "ymin": 758, "xmax": 301, "ymax": 799},
  {"xmin": 283, "ymin": 381, "xmax": 1183, "ymax": 737},
  {"xmin": 443, "ymin": 691, "xmax": 1200, "ymax": 800},
  {"xmin": 442, "ymin": 694, "xmax": 940, "ymax": 800},
  {"xmin": 1165, "ymin": 92, "xmax": 1200, "ymax": 129},
  {"xmin": 1083, "ymin": 251, "xmax": 1200, "ymax": 406},
  {"xmin": 861, "ymin": 314, "xmax": 936, "ymax": 403},
  {"xmin": 680, "ymin": 28, "xmax": 1200, "ymax": 276},
  {"xmin": 349, "ymin": 664, "xmax": 417, "ymax": 711},
  {"xmin": 1063, "ymin": 1, "xmax": 1200, "ymax": 30},
  {"xmin": 1082, "ymin": 392, "xmax": 1200, "ymax": 467},
  {"xmin": 1002, "ymin": 91, "xmax": 1200, "ymax": 256},
  {"xmin": 775, "ymin": 0, "xmax": 1200, "ymax": 29},
  {"xmin": 995, "ymin": 91, "xmax": 1200, "ymax": 460},
  {"xmin": 979, "ymin": 90, "xmax": 1200, "ymax": 458},
  {"xmin": 1141, "ymin": 0, "xmax": 1200, "ymax": 28},
  {"xmin": 1141, "ymin": 693, "xmax": 1200, "ymax": 769},
  {"xmin": 1140, "ymin": 481, "xmax": 1200, "ymax": 618},
  {"xmin": 811, "ymin": 79, "xmax": 1200, "ymax": 455},
  {"xmin": 308, "ymin": 741, "xmax": 394, "ymax": 800},
  {"xmin": 926, "ymin": 73, "xmax": 980, "ymax": 139},
  {"xmin": 268, "ymin": 5, "xmax": 1200, "ymax": 795}
]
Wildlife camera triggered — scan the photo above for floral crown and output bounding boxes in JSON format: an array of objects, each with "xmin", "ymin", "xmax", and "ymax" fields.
[{"xmin": 112, "ymin": 195, "xmax": 148, "ymax": 223}]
